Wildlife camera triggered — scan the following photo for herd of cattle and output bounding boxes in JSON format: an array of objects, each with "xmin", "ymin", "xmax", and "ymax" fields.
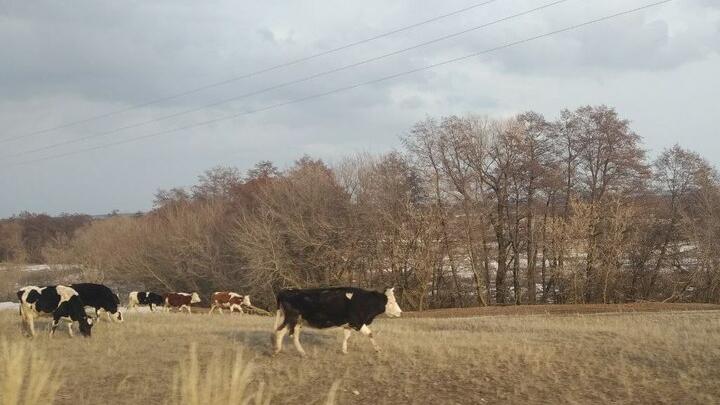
[{"xmin": 14, "ymin": 283, "xmax": 402, "ymax": 355}]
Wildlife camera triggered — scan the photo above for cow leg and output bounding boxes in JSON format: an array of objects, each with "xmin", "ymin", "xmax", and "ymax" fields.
[
  {"xmin": 292, "ymin": 323, "xmax": 306, "ymax": 357},
  {"xmin": 341, "ymin": 327, "xmax": 352, "ymax": 354},
  {"xmin": 21, "ymin": 319, "xmax": 31, "ymax": 337},
  {"xmin": 272, "ymin": 309, "xmax": 289, "ymax": 355},
  {"xmin": 208, "ymin": 304, "xmax": 215, "ymax": 315},
  {"xmin": 67, "ymin": 321, "xmax": 74, "ymax": 337},
  {"xmin": 29, "ymin": 316, "xmax": 36, "ymax": 337},
  {"xmin": 274, "ymin": 309, "xmax": 282, "ymax": 329},
  {"xmin": 50, "ymin": 319, "xmax": 60, "ymax": 338},
  {"xmin": 230, "ymin": 304, "xmax": 243, "ymax": 314},
  {"xmin": 273, "ymin": 326, "xmax": 288, "ymax": 355},
  {"xmin": 19, "ymin": 316, "xmax": 28, "ymax": 337},
  {"xmin": 149, "ymin": 303, "xmax": 154, "ymax": 312},
  {"xmin": 19, "ymin": 305, "xmax": 28, "ymax": 336},
  {"xmin": 22, "ymin": 310, "xmax": 36, "ymax": 338},
  {"xmin": 360, "ymin": 325, "xmax": 381, "ymax": 352}
]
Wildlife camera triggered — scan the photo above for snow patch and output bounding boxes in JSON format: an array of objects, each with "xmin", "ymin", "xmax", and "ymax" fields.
[
  {"xmin": 0, "ymin": 302, "xmax": 19, "ymax": 311},
  {"xmin": 0, "ymin": 264, "xmax": 78, "ymax": 272}
]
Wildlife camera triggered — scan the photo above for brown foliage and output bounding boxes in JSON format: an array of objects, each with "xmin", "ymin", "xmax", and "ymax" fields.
[{"xmin": 26, "ymin": 105, "xmax": 720, "ymax": 309}]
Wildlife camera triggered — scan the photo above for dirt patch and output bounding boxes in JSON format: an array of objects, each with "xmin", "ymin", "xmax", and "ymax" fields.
[{"xmin": 404, "ymin": 302, "xmax": 720, "ymax": 318}]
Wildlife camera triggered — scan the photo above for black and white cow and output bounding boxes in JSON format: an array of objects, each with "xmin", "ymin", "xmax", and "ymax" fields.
[
  {"xmin": 70, "ymin": 283, "xmax": 123, "ymax": 322},
  {"xmin": 17, "ymin": 285, "xmax": 94, "ymax": 337},
  {"xmin": 273, "ymin": 287, "xmax": 402, "ymax": 356},
  {"xmin": 127, "ymin": 291, "xmax": 165, "ymax": 311}
]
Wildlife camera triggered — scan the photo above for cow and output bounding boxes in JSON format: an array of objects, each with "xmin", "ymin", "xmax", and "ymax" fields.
[
  {"xmin": 128, "ymin": 291, "xmax": 165, "ymax": 311},
  {"xmin": 273, "ymin": 287, "xmax": 402, "ymax": 356},
  {"xmin": 208, "ymin": 292, "xmax": 251, "ymax": 315},
  {"xmin": 163, "ymin": 292, "xmax": 201, "ymax": 313},
  {"xmin": 70, "ymin": 283, "xmax": 123, "ymax": 322},
  {"xmin": 17, "ymin": 285, "xmax": 94, "ymax": 338}
]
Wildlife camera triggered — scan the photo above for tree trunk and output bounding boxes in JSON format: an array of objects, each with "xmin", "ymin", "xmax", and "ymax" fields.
[
  {"xmin": 495, "ymin": 195, "xmax": 509, "ymax": 305},
  {"xmin": 482, "ymin": 237, "xmax": 492, "ymax": 305},
  {"xmin": 526, "ymin": 184, "xmax": 537, "ymax": 304}
]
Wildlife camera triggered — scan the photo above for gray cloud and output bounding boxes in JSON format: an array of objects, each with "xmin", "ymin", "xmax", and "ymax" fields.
[{"xmin": 1, "ymin": 0, "xmax": 718, "ymax": 217}]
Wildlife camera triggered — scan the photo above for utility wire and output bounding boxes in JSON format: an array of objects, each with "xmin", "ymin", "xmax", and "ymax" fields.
[
  {"xmin": 0, "ymin": 0, "xmax": 499, "ymax": 144},
  {"xmin": 2, "ymin": 0, "xmax": 674, "ymax": 169},
  {"xmin": 3, "ymin": 0, "xmax": 569, "ymax": 159}
]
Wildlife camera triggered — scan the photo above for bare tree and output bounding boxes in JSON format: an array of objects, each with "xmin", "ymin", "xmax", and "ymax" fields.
[
  {"xmin": 192, "ymin": 166, "xmax": 242, "ymax": 200},
  {"xmin": 38, "ymin": 105, "xmax": 720, "ymax": 308},
  {"xmin": 0, "ymin": 221, "xmax": 26, "ymax": 263}
]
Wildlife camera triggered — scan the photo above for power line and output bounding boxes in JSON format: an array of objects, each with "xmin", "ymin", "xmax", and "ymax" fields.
[
  {"xmin": 0, "ymin": 0, "xmax": 499, "ymax": 144},
  {"xmin": 2, "ymin": 0, "xmax": 674, "ymax": 170},
  {"xmin": 3, "ymin": 0, "xmax": 570, "ymax": 159}
]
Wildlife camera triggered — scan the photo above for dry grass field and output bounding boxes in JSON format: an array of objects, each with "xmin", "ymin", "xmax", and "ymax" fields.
[{"xmin": 1, "ymin": 306, "xmax": 719, "ymax": 405}]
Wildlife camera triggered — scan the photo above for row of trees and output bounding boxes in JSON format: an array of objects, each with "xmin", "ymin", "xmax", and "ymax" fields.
[
  {"xmin": 8, "ymin": 105, "xmax": 720, "ymax": 309},
  {"xmin": 0, "ymin": 213, "xmax": 91, "ymax": 264}
]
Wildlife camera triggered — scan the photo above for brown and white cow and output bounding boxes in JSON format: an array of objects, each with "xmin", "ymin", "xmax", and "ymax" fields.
[
  {"xmin": 208, "ymin": 292, "xmax": 251, "ymax": 314},
  {"xmin": 163, "ymin": 292, "xmax": 201, "ymax": 313}
]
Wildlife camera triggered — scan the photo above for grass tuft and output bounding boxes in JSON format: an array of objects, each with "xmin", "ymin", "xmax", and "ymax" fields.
[
  {"xmin": 0, "ymin": 339, "xmax": 62, "ymax": 405},
  {"xmin": 171, "ymin": 343, "xmax": 268, "ymax": 405}
]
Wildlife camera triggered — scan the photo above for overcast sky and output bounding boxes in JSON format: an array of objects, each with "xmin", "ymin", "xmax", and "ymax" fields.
[{"xmin": 1, "ymin": 0, "xmax": 718, "ymax": 217}]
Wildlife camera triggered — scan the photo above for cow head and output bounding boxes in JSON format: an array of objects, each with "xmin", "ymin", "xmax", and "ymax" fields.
[
  {"xmin": 242, "ymin": 295, "xmax": 252, "ymax": 307},
  {"xmin": 190, "ymin": 292, "xmax": 201, "ymax": 304},
  {"xmin": 384, "ymin": 287, "xmax": 402, "ymax": 318},
  {"xmin": 79, "ymin": 317, "xmax": 94, "ymax": 337}
]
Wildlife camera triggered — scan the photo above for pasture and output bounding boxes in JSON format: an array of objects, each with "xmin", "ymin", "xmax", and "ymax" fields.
[{"xmin": 1, "ymin": 307, "xmax": 720, "ymax": 404}]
